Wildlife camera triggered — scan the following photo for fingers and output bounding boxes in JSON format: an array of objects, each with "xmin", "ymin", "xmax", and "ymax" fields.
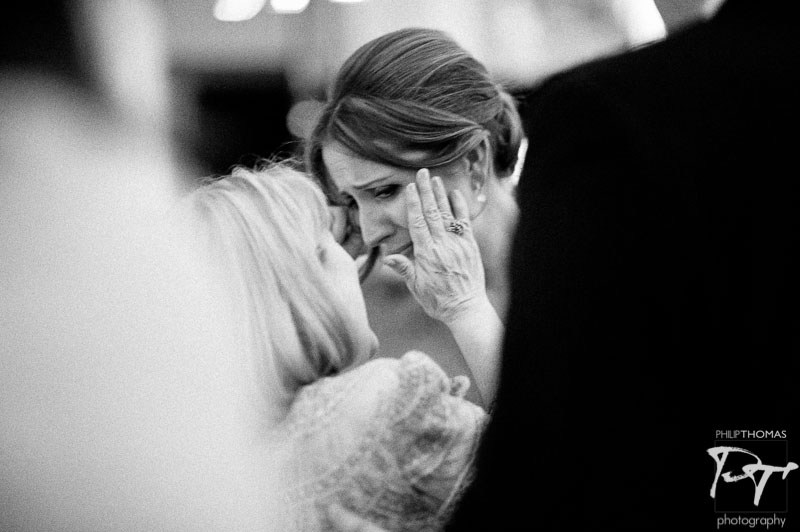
[
  {"xmin": 327, "ymin": 505, "xmax": 389, "ymax": 532},
  {"xmin": 383, "ymin": 254, "xmax": 415, "ymax": 284},
  {"xmin": 406, "ymin": 182, "xmax": 433, "ymax": 250},
  {"xmin": 431, "ymin": 174, "xmax": 454, "ymax": 221},
  {"xmin": 407, "ymin": 168, "xmax": 452, "ymax": 244},
  {"xmin": 449, "ymin": 189, "xmax": 471, "ymax": 224},
  {"xmin": 406, "ymin": 168, "xmax": 469, "ymax": 255},
  {"xmin": 415, "ymin": 168, "xmax": 446, "ymax": 238}
]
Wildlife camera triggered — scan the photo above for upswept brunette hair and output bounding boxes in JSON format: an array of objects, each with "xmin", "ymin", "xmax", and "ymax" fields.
[{"xmin": 305, "ymin": 27, "xmax": 523, "ymax": 200}]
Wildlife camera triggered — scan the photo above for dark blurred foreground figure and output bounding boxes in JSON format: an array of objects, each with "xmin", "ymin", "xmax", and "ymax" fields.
[{"xmin": 447, "ymin": 0, "xmax": 799, "ymax": 530}]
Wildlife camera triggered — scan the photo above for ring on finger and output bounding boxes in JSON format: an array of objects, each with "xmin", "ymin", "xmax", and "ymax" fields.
[{"xmin": 446, "ymin": 219, "xmax": 467, "ymax": 236}]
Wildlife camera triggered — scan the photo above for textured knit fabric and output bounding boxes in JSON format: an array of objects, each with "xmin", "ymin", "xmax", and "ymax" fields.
[{"xmin": 276, "ymin": 351, "xmax": 486, "ymax": 532}]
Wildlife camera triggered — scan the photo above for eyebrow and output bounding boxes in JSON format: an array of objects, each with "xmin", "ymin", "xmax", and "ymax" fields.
[{"xmin": 350, "ymin": 173, "xmax": 403, "ymax": 191}]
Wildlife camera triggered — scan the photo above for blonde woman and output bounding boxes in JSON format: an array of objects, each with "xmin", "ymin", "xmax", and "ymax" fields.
[{"xmin": 181, "ymin": 162, "xmax": 500, "ymax": 531}]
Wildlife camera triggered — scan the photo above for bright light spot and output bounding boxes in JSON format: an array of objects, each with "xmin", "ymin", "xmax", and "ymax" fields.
[
  {"xmin": 271, "ymin": 0, "xmax": 311, "ymax": 13},
  {"xmin": 213, "ymin": 0, "xmax": 267, "ymax": 22},
  {"xmin": 612, "ymin": 0, "xmax": 667, "ymax": 44},
  {"xmin": 510, "ymin": 137, "xmax": 528, "ymax": 188}
]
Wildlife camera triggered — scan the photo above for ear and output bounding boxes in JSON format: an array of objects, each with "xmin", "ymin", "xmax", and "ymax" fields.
[{"xmin": 465, "ymin": 138, "xmax": 491, "ymax": 204}]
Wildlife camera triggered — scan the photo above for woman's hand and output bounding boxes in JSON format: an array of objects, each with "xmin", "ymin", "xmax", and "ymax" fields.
[
  {"xmin": 383, "ymin": 168, "xmax": 488, "ymax": 325},
  {"xmin": 384, "ymin": 168, "xmax": 503, "ymax": 405}
]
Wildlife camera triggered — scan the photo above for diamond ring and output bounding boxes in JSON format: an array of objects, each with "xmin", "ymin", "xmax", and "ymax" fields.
[{"xmin": 446, "ymin": 220, "xmax": 467, "ymax": 236}]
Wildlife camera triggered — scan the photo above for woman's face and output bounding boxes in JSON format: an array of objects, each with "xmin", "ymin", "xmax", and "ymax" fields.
[
  {"xmin": 316, "ymin": 225, "xmax": 378, "ymax": 361},
  {"xmin": 321, "ymin": 142, "xmax": 473, "ymax": 259}
]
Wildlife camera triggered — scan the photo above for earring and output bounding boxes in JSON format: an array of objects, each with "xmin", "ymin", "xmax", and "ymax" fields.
[{"xmin": 470, "ymin": 190, "xmax": 488, "ymax": 220}]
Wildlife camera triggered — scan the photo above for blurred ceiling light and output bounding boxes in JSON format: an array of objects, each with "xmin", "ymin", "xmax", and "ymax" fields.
[
  {"xmin": 271, "ymin": 0, "xmax": 311, "ymax": 13},
  {"xmin": 213, "ymin": 0, "xmax": 266, "ymax": 21}
]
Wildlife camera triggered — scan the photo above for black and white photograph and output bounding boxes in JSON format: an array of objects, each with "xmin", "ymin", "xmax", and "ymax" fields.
[{"xmin": 1, "ymin": 1, "xmax": 797, "ymax": 530}]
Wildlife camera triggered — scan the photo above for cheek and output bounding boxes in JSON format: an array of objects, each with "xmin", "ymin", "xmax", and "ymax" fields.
[
  {"xmin": 356, "ymin": 197, "xmax": 408, "ymax": 228},
  {"xmin": 385, "ymin": 196, "xmax": 410, "ymax": 228}
]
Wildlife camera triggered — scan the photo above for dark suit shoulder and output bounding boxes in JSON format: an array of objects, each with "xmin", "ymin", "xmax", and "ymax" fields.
[
  {"xmin": 531, "ymin": 8, "xmax": 794, "ymax": 107},
  {"xmin": 532, "ymin": 19, "xmax": 706, "ymax": 91}
]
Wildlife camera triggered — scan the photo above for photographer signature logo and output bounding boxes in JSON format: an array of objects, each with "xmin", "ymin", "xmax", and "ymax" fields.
[{"xmin": 708, "ymin": 446, "xmax": 797, "ymax": 506}]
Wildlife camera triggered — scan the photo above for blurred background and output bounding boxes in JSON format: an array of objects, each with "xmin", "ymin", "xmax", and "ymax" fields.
[
  {"xmin": 0, "ymin": 0, "xmax": 707, "ymax": 179},
  {"xmin": 1, "ymin": 1, "xmax": 711, "ymax": 529},
  {"xmin": 164, "ymin": 0, "xmax": 708, "ymax": 177},
  {"xmin": 1, "ymin": 0, "xmax": 714, "ymax": 180},
  {"xmin": 161, "ymin": 0, "xmax": 709, "ymax": 401}
]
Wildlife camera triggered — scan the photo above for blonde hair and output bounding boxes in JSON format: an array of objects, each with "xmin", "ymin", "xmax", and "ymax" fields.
[{"xmin": 183, "ymin": 163, "xmax": 364, "ymax": 408}]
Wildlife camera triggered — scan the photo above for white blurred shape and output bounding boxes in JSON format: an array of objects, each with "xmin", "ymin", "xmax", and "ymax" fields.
[
  {"xmin": 286, "ymin": 99, "xmax": 324, "ymax": 139},
  {"xmin": 0, "ymin": 75, "xmax": 280, "ymax": 532},
  {"xmin": 214, "ymin": 0, "xmax": 266, "ymax": 21},
  {"xmin": 612, "ymin": 0, "xmax": 667, "ymax": 45},
  {"xmin": 703, "ymin": 0, "xmax": 727, "ymax": 17},
  {"xmin": 80, "ymin": 0, "xmax": 171, "ymax": 129},
  {"xmin": 270, "ymin": 0, "xmax": 310, "ymax": 14},
  {"xmin": 509, "ymin": 137, "xmax": 529, "ymax": 189}
]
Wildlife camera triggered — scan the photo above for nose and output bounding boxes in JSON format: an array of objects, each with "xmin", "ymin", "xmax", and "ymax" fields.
[{"xmin": 358, "ymin": 204, "xmax": 394, "ymax": 248}]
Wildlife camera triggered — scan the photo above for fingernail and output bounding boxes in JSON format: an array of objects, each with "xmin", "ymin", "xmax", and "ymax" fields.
[{"xmin": 418, "ymin": 168, "xmax": 429, "ymax": 180}]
